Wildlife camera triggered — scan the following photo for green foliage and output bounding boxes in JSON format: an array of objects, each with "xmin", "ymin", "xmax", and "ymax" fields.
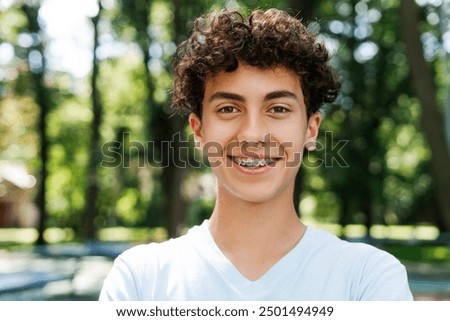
[
  {"xmin": 45, "ymin": 95, "xmax": 91, "ymax": 226},
  {"xmin": 383, "ymin": 244, "xmax": 450, "ymax": 264},
  {"xmin": 0, "ymin": 8, "xmax": 28, "ymax": 43},
  {"xmin": 298, "ymin": 0, "xmax": 442, "ymax": 229},
  {"xmin": 186, "ymin": 198, "xmax": 215, "ymax": 228},
  {"xmin": 0, "ymin": 0, "xmax": 448, "ymax": 241},
  {"xmin": 99, "ymin": 54, "xmax": 148, "ymax": 138},
  {"xmin": 0, "ymin": 96, "xmax": 39, "ymax": 162}
]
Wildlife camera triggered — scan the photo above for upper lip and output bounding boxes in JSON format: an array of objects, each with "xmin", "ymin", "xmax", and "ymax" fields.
[{"xmin": 228, "ymin": 153, "xmax": 282, "ymax": 160}]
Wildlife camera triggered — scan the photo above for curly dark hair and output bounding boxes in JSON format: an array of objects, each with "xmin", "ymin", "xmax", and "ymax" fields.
[{"xmin": 172, "ymin": 8, "xmax": 340, "ymax": 118}]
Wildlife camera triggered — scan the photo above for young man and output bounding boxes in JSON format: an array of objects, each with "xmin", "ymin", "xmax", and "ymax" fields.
[{"xmin": 100, "ymin": 8, "xmax": 413, "ymax": 300}]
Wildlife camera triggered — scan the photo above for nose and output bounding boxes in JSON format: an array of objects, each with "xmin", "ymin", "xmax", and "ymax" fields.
[{"xmin": 236, "ymin": 111, "xmax": 269, "ymax": 144}]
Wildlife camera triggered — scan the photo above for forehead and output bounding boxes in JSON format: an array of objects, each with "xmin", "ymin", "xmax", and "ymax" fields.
[{"xmin": 204, "ymin": 64, "xmax": 302, "ymax": 98}]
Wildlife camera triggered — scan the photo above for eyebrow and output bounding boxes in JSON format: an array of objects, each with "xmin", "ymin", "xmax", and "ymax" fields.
[
  {"xmin": 209, "ymin": 90, "xmax": 298, "ymax": 103},
  {"xmin": 263, "ymin": 90, "xmax": 298, "ymax": 101},
  {"xmin": 209, "ymin": 92, "xmax": 245, "ymax": 103}
]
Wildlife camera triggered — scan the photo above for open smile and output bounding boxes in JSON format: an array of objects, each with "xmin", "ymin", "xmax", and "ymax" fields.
[{"xmin": 228, "ymin": 156, "xmax": 281, "ymax": 169}]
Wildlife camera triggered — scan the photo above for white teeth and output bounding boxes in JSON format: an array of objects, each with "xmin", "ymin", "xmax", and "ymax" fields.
[{"xmin": 233, "ymin": 157, "xmax": 274, "ymax": 167}]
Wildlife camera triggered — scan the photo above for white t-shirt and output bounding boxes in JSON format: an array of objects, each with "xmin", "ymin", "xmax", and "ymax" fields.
[{"xmin": 99, "ymin": 220, "xmax": 413, "ymax": 300}]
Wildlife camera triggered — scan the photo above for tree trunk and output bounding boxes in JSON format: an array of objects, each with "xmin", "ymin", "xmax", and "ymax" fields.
[
  {"xmin": 156, "ymin": 0, "xmax": 189, "ymax": 237},
  {"xmin": 35, "ymin": 68, "xmax": 48, "ymax": 245},
  {"xmin": 155, "ymin": 114, "xmax": 187, "ymax": 237},
  {"xmin": 22, "ymin": 4, "xmax": 49, "ymax": 245},
  {"xmin": 83, "ymin": 3, "xmax": 103, "ymax": 239},
  {"xmin": 400, "ymin": 0, "xmax": 450, "ymax": 231}
]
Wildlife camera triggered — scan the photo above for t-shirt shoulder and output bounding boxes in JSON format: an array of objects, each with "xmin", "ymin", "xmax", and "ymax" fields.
[
  {"xmin": 304, "ymin": 226, "xmax": 412, "ymax": 300},
  {"xmin": 100, "ymin": 223, "xmax": 204, "ymax": 300}
]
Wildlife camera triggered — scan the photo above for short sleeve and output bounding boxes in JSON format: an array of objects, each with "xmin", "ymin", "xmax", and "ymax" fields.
[
  {"xmin": 99, "ymin": 254, "xmax": 140, "ymax": 300},
  {"xmin": 356, "ymin": 249, "xmax": 413, "ymax": 301},
  {"xmin": 99, "ymin": 244, "xmax": 156, "ymax": 301}
]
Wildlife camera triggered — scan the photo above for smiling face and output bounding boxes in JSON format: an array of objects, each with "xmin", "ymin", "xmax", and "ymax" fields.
[{"xmin": 189, "ymin": 64, "xmax": 321, "ymax": 204}]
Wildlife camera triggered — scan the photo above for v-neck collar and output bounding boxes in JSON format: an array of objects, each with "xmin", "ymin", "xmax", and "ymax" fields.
[{"xmin": 193, "ymin": 220, "xmax": 311, "ymax": 295}]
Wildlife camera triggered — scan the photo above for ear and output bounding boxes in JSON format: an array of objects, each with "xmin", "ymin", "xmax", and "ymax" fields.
[
  {"xmin": 189, "ymin": 113, "xmax": 204, "ymax": 149},
  {"xmin": 304, "ymin": 112, "xmax": 322, "ymax": 151}
]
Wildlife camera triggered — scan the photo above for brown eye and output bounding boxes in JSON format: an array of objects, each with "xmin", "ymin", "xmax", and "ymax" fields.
[
  {"xmin": 219, "ymin": 106, "xmax": 239, "ymax": 113},
  {"xmin": 269, "ymin": 106, "xmax": 290, "ymax": 114}
]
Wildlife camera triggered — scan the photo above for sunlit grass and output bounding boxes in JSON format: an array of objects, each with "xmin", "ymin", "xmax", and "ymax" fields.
[
  {"xmin": 98, "ymin": 226, "xmax": 168, "ymax": 243},
  {"xmin": 383, "ymin": 245, "xmax": 450, "ymax": 264},
  {"xmin": 413, "ymin": 226, "xmax": 441, "ymax": 240},
  {"xmin": 44, "ymin": 227, "xmax": 75, "ymax": 243},
  {"xmin": 303, "ymin": 222, "xmax": 440, "ymax": 241},
  {"xmin": 371, "ymin": 225, "xmax": 415, "ymax": 239},
  {"xmin": 0, "ymin": 226, "xmax": 168, "ymax": 246},
  {"xmin": 0, "ymin": 228, "xmax": 38, "ymax": 244},
  {"xmin": 370, "ymin": 225, "xmax": 440, "ymax": 240},
  {"xmin": 0, "ymin": 224, "xmax": 444, "ymax": 263},
  {"xmin": 343, "ymin": 224, "xmax": 368, "ymax": 238}
]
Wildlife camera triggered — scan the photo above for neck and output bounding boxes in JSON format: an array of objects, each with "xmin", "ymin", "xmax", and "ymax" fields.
[{"xmin": 208, "ymin": 185, "xmax": 305, "ymax": 256}]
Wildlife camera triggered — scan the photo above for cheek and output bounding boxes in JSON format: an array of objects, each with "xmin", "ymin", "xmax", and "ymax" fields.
[
  {"xmin": 273, "ymin": 129, "xmax": 306, "ymax": 168},
  {"xmin": 203, "ymin": 121, "xmax": 237, "ymax": 146},
  {"xmin": 203, "ymin": 128, "xmax": 227, "ymax": 148},
  {"xmin": 200, "ymin": 127, "xmax": 230, "ymax": 166},
  {"xmin": 271, "ymin": 126, "xmax": 305, "ymax": 151}
]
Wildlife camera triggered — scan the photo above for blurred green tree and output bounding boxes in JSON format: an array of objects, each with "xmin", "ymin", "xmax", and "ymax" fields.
[
  {"xmin": 82, "ymin": 1, "xmax": 104, "ymax": 239},
  {"xmin": 20, "ymin": 1, "xmax": 51, "ymax": 244},
  {"xmin": 400, "ymin": 0, "xmax": 450, "ymax": 231},
  {"xmin": 0, "ymin": 0, "xmax": 447, "ymax": 244}
]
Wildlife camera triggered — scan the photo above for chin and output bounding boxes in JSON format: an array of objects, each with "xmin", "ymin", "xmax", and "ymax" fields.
[{"xmin": 227, "ymin": 185, "xmax": 291, "ymax": 205}]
